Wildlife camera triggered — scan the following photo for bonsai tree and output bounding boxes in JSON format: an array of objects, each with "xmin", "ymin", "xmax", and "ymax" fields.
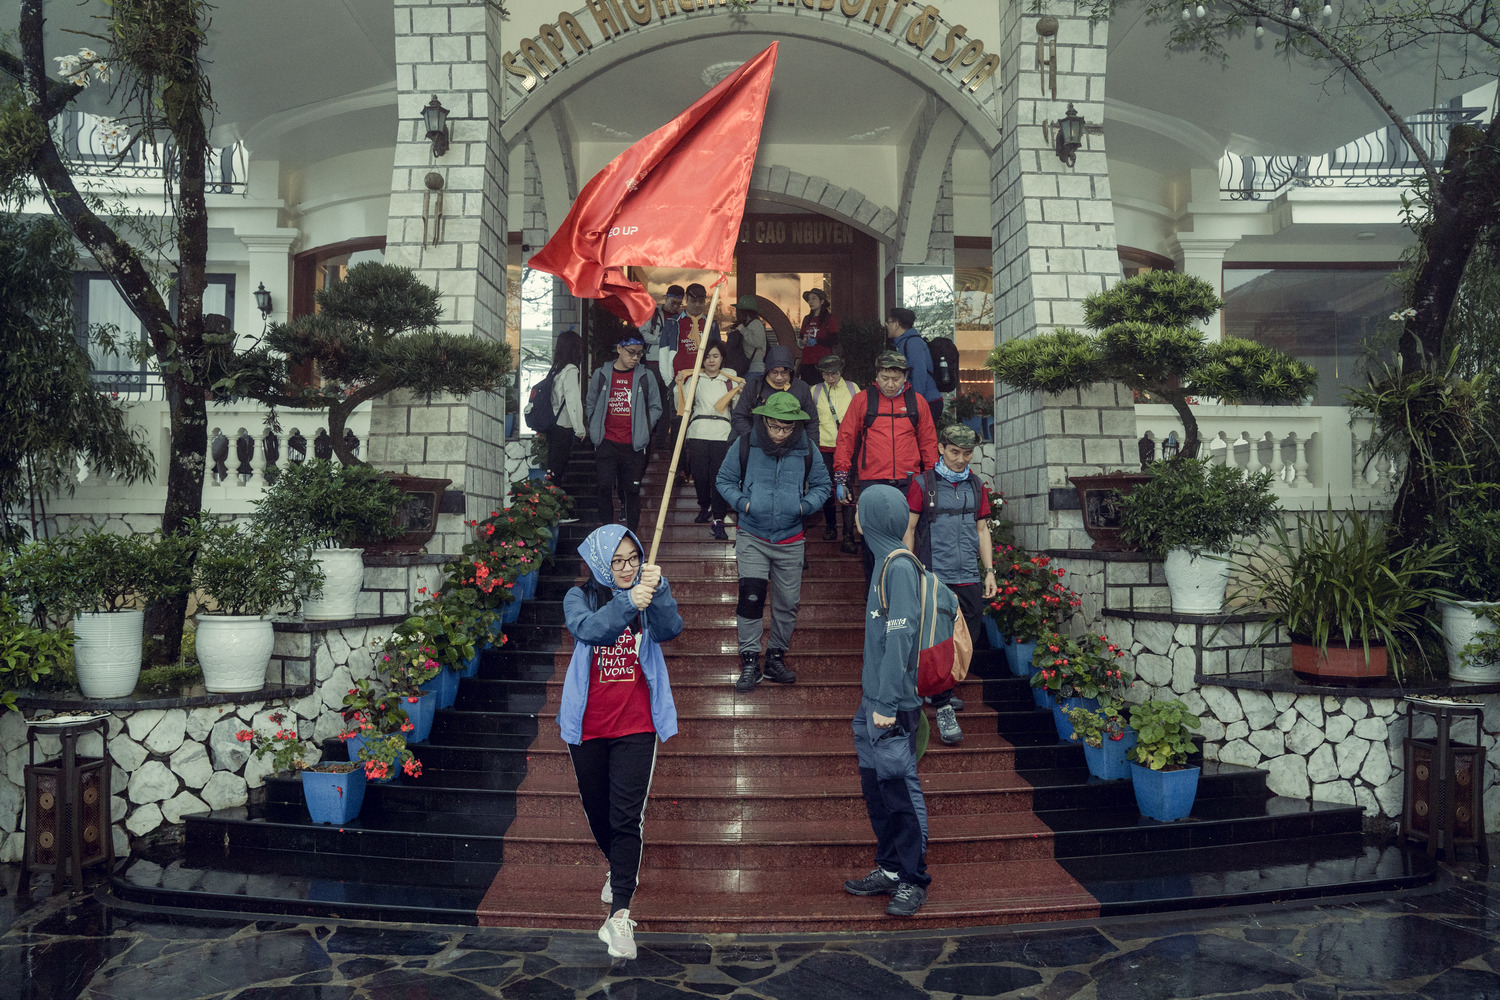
[
  {"xmin": 234, "ymin": 263, "xmax": 513, "ymax": 466},
  {"xmin": 1118, "ymin": 458, "xmax": 1281, "ymax": 558},
  {"xmin": 251, "ymin": 459, "xmax": 405, "ymax": 550},
  {"xmin": 986, "ymin": 271, "xmax": 1318, "ymax": 458}
]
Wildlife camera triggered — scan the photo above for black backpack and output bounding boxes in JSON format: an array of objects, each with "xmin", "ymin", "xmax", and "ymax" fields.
[
  {"xmin": 524, "ymin": 370, "xmax": 560, "ymax": 433},
  {"xmin": 854, "ymin": 386, "xmax": 926, "ymax": 476},
  {"xmin": 929, "ymin": 336, "xmax": 961, "ymax": 393},
  {"xmin": 721, "ymin": 327, "xmax": 750, "ymax": 377}
]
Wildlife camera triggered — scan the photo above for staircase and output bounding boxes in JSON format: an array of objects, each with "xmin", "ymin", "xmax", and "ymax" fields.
[{"xmin": 111, "ymin": 445, "xmax": 1436, "ymax": 927}]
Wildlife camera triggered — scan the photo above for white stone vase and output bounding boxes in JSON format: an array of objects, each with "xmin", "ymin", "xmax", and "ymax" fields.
[
  {"xmin": 301, "ymin": 548, "xmax": 364, "ymax": 621},
  {"xmin": 1440, "ymin": 598, "xmax": 1500, "ymax": 683},
  {"xmin": 72, "ymin": 609, "xmax": 144, "ymax": 699},
  {"xmin": 196, "ymin": 614, "xmax": 274, "ymax": 693},
  {"xmin": 1163, "ymin": 548, "xmax": 1233, "ymax": 614}
]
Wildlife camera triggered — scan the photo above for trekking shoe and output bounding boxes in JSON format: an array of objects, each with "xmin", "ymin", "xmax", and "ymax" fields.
[
  {"xmin": 695, "ymin": 508, "xmax": 712, "ymax": 524},
  {"xmin": 844, "ymin": 868, "xmax": 899, "ymax": 896},
  {"xmin": 762, "ymin": 649, "xmax": 797, "ymax": 684},
  {"xmin": 839, "ymin": 531, "xmax": 859, "ymax": 554},
  {"xmin": 601, "ymin": 872, "xmax": 612, "ymax": 904},
  {"xmin": 710, "ymin": 519, "xmax": 728, "ymax": 541},
  {"xmin": 886, "ymin": 882, "xmax": 928, "ymax": 917},
  {"xmin": 734, "ymin": 652, "xmax": 761, "ymax": 693},
  {"xmin": 598, "ymin": 908, "xmax": 638, "ymax": 959},
  {"xmin": 935, "ymin": 705, "xmax": 964, "ymax": 745},
  {"xmin": 823, "ymin": 525, "xmax": 838, "ymax": 540}
]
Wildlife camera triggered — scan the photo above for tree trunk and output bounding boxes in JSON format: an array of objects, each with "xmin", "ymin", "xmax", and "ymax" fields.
[
  {"xmin": 1169, "ymin": 393, "xmax": 1201, "ymax": 460},
  {"xmin": 144, "ymin": 387, "xmax": 206, "ymax": 663}
]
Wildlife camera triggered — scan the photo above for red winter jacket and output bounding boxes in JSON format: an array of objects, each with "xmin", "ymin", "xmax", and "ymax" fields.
[{"xmin": 832, "ymin": 386, "xmax": 938, "ymax": 483}]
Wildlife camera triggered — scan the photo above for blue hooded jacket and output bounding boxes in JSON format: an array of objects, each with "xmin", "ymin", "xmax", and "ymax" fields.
[
  {"xmin": 715, "ymin": 422, "xmax": 832, "ymax": 543},
  {"xmin": 859, "ymin": 485, "xmax": 923, "ymax": 716},
  {"xmin": 556, "ymin": 524, "xmax": 682, "ymax": 744}
]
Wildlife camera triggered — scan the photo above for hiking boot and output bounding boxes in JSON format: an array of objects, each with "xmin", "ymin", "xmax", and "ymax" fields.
[
  {"xmin": 839, "ymin": 530, "xmax": 859, "ymax": 554},
  {"xmin": 710, "ymin": 519, "xmax": 728, "ymax": 541},
  {"xmin": 844, "ymin": 868, "xmax": 899, "ymax": 896},
  {"xmin": 734, "ymin": 652, "xmax": 761, "ymax": 693},
  {"xmin": 695, "ymin": 508, "xmax": 712, "ymax": 524},
  {"xmin": 823, "ymin": 525, "xmax": 838, "ymax": 541},
  {"xmin": 762, "ymin": 649, "xmax": 797, "ymax": 684},
  {"xmin": 935, "ymin": 705, "xmax": 964, "ymax": 745},
  {"xmin": 598, "ymin": 908, "xmax": 638, "ymax": 959},
  {"xmin": 886, "ymin": 882, "xmax": 928, "ymax": 917}
]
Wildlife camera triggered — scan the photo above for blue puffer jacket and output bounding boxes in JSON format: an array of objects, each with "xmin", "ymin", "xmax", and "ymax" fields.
[{"xmin": 715, "ymin": 424, "xmax": 832, "ymax": 542}]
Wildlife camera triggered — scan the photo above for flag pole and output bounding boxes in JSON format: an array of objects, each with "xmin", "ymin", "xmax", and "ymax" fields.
[{"xmin": 647, "ymin": 276, "xmax": 725, "ymax": 566}]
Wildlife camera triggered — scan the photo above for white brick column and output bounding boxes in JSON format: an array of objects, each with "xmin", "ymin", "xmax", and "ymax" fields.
[
  {"xmin": 990, "ymin": 4, "xmax": 1131, "ymax": 551},
  {"xmin": 1167, "ymin": 234, "xmax": 1237, "ymax": 341},
  {"xmin": 367, "ymin": 0, "xmax": 509, "ymax": 554}
]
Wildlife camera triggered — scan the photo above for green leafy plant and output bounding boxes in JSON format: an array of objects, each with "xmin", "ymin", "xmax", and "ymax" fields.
[
  {"xmin": 378, "ymin": 625, "xmax": 444, "ymax": 697},
  {"xmin": 340, "ymin": 676, "xmax": 414, "ymax": 736},
  {"xmin": 528, "ymin": 435, "xmax": 548, "ymax": 472},
  {"xmin": 251, "ymin": 459, "xmax": 405, "ymax": 549},
  {"xmin": 191, "ymin": 521, "xmax": 321, "ymax": 617},
  {"xmin": 987, "ymin": 271, "xmax": 1317, "ymax": 458},
  {"xmin": 1028, "ymin": 631, "xmax": 1134, "ymax": 703},
  {"xmin": 1118, "ymin": 458, "xmax": 1282, "ymax": 557},
  {"xmin": 0, "ymin": 594, "xmax": 69, "ymax": 711},
  {"xmin": 4, "ymin": 530, "xmax": 193, "ymax": 623},
  {"xmin": 1063, "ymin": 703, "xmax": 1130, "ymax": 749},
  {"xmin": 235, "ymin": 712, "xmax": 316, "ymax": 773},
  {"xmin": 1435, "ymin": 485, "xmax": 1500, "ymax": 601},
  {"xmin": 1238, "ymin": 504, "xmax": 1457, "ymax": 680},
  {"xmin": 984, "ymin": 548, "xmax": 1082, "ymax": 643},
  {"xmin": 1458, "ymin": 619, "xmax": 1500, "ymax": 673},
  {"xmin": 1126, "ymin": 699, "xmax": 1202, "ymax": 771},
  {"xmin": 953, "ymin": 388, "xmax": 994, "ymax": 420},
  {"xmin": 345, "ymin": 730, "xmax": 423, "ymax": 782},
  {"xmin": 404, "ymin": 589, "xmax": 488, "ymax": 670}
]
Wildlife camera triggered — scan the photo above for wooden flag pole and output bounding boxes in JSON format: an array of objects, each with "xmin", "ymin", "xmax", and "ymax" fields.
[{"xmin": 647, "ymin": 276, "xmax": 726, "ymax": 566}]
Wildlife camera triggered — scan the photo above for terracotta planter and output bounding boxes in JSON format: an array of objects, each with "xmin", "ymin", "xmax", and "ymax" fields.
[
  {"xmin": 1290, "ymin": 638, "xmax": 1388, "ymax": 683},
  {"xmin": 1068, "ymin": 473, "xmax": 1152, "ymax": 551},
  {"xmin": 366, "ymin": 474, "xmax": 451, "ymax": 554}
]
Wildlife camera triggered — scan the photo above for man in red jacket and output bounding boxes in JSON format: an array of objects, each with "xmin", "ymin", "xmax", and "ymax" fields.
[{"xmin": 833, "ymin": 350, "xmax": 938, "ymax": 585}]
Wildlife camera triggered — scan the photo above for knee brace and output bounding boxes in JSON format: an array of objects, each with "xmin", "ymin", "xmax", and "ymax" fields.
[{"xmin": 736, "ymin": 578, "xmax": 769, "ymax": 619}]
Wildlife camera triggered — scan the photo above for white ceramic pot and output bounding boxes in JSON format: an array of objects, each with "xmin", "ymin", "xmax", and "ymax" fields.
[
  {"xmin": 195, "ymin": 614, "xmax": 274, "ymax": 693},
  {"xmin": 1441, "ymin": 598, "xmax": 1500, "ymax": 683},
  {"xmin": 301, "ymin": 548, "xmax": 365, "ymax": 621},
  {"xmin": 1163, "ymin": 548, "xmax": 1233, "ymax": 614},
  {"xmin": 73, "ymin": 609, "xmax": 144, "ymax": 699}
]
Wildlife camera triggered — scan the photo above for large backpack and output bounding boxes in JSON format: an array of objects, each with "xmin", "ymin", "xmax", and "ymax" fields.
[
  {"xmin": 524, "ymin": 370, "xmax": 560, "ymax": 433},
  {"xmin": 928, "ymin": 335, "xmax": 961, "ymax": 393},
  {"xmin": 853, "ymin": 386, "xmax": 925, "ymax": 478},
  {"xmin": 721, "ymin": 327, "xmax": 751, "ymax": 376},
  {"xmin": 876, "ymin": 548, "xmax": 973, "ymax": 697}
]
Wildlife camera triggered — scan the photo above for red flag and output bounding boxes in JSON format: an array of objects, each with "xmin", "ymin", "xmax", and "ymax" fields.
[{"xmin": 528, "ymin": 43, "xmax": 779, "ymax": 326}]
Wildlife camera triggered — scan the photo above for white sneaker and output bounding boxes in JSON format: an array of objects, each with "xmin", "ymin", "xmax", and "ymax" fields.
[
  {"xmin": 601, "ymin": 872, "xmax": 612, "ymax": 904},
  {"xmin": 598, "ymin": 908, "xmax": 637, "ymax": 959}
]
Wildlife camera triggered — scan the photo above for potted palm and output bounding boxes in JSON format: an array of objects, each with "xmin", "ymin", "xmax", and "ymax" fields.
[
  {"xmin": 1029, "ymin": 630, "xmax": 1133, "ymax": 740},
  {"xmin": 1434, "ymin": 487, "xmax": 1500, "ymax": 681},
  {"xmin": 237, "ymin": 713, "xmax": 367, "ymax": 825},
  {"xmin": 252, "ymin": 459, "xmax": 405, "ymax": 620},
  {"xmin": 192, "ymin": 521, "xmax": 320, "ymax": 693},
  {"xmin": 1126, "ymin": 698, "xmax": 1203, "ymax": 822},
  {"xmin": 1118, "ymin": 458, "xmax": 1281, "ymax": 613},
  {"xmin": 1240, "ymin": 505, "xmax": 1455, "ymax": 682}
]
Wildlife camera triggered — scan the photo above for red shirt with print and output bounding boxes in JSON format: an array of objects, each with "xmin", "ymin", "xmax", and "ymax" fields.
[
  {"xmin": 603, "ymin": 368, "xmax": 634, "ymax": 444},
  {"xmin": 581, "ymin": 623, "xmax": 655, "ymax": 740},
  {"xmin": 672, "ymin": 314, "xmax": 709, "ymax": 376}
]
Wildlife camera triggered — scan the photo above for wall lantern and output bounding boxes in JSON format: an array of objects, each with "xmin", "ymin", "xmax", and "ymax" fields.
[
  {"xmin": 253, "ymin": 282, "xmax": 272, "ymax": 318},
  {"xmin": 1055, "ymin": 103, "xmax": 1086, "ymax": 167},
  {"xmin": 422, "ymin": 96, "xmax": 451, "ymax": 158}
]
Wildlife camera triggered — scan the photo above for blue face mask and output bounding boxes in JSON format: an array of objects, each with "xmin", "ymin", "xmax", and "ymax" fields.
[{"xmin": 935, "ymin": 457, "xmax": 969, "ymax": 483}]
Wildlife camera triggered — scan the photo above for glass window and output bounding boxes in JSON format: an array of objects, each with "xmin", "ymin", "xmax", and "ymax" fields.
[
  {"xmin": 75, "ymin": 272, "xmax": 235, "ymax": 391},
  {"xmin": 1222, "ymin": 267, "xmax": 1402, "ymax": 405}
]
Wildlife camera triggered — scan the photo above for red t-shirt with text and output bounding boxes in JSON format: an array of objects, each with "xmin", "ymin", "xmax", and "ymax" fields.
[
  {"xmin": 581, "ymin": 623, "xmax": 655, "ymax": 740},
  {"xmin": 603, "ymin": 369, "xmax": 634, "ymax": 444}
]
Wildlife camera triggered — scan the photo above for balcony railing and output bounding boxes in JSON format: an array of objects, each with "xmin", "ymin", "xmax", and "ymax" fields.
[
  {"xmin": 51, "ymin": 111, "xmax": 247, "ymax": 193},
  {"xmin": 1219, "ymin": 105, "xmax": 1487, "ymax": 200}
]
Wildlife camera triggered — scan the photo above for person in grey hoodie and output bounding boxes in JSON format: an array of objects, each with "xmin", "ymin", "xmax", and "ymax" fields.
[
  {"xmin": 586, "ymin": 333, "xmax": 663, "ymax": 532},
  {"xmin": 841, "ymin": 484, "xmax": 932, "ymax": 918}
]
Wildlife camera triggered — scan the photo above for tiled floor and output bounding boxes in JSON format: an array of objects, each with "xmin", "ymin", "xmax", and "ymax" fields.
[{"xmin": 4, "ymin": 838, "xmax": 1495, "ymax": 999}]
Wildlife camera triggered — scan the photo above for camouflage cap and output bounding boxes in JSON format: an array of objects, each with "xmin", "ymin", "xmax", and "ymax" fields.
[
  {"xmin": 815, "ymin": 354, "xmax": 845, "ymax": 373},
  {"xmin": 874, "ymin": 349, "xmax": 910, "ymax": 371},
  {"xmin": 939, "ymin": 422, "xmax": 979, "ymax": 448}
]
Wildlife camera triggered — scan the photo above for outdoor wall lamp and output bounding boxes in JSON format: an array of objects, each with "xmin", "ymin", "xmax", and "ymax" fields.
[
  {"xmin": 423, "ymin": 96, "xmax": 451, "ymax": 158},
  {"xmin": 1054, "ymin": 104, "xmax": 1086, "ymax": 167},
  {"xmin": 253, "ymin": 282, "xmax": 272, "ymax": 318}
]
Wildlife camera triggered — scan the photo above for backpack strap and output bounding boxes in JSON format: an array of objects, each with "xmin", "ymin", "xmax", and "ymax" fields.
[
  {"xmin": 920, "ymin": 468, "xmax": 938, "ymax": 523},
  {"xmin": 875, "ymin": 548, "xmax": 922, "ymax": 618}
]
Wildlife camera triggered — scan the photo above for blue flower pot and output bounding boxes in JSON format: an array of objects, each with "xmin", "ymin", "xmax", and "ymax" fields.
[
  {"xmin": 500, "ymin": 597, "xmax": 522, "ymax": 624},
  {"xmin": 407, "ymin": 690, "xmax": 437, "ymax": 743},
  {"xmin": 1010, "ymin": 639, "xmax": 1038, "ymax": 678},
  {"xmin": 981, "ymin": 417, "xmax": 993, "ymax": 442},
  {"xmin": 342, "ymin": 735, "xmax": 396, "ymax": 784},
  {"xmin": 1129, "ymin": 762, "xmax": 1201, "ymax": 822},
  {"xmin": 1082, "ymin": 728, "xmax": 1138, "ymax": 781},
  {"xmin": 1051, "ymin": 696, "xmax": 1100, "ymax": 742},
  {"xmin": 301, "ymin": 766, "xmax": 367, "ymax": 824},
  {"xmin": 421, "ymin": 668, "xmax": 459, "ymax": 711},
  {"xmin": 458, "ymin": 648, "xmax": 481, "ymax": 679},
  {"xmin": 983, "ymin": 618, "xmax": 1005, "ymax": 652},
  {"xmin": 518, "ymin": 569, "xmax": 539, "ymax": 601},
  {"xmin": 1031, "ymin": 674, "xmax": 1051, "ymax": 709},
  {"xmin": 961, "ymin": 416, "xmax": 984, "ymax": 437},
  {"xmin": 528, "ymin": 467, "xmax": 546, "ymax": 481},
  {"xmin": 546, "ymin": 530, "xmax": 559, "ymax": 554}
]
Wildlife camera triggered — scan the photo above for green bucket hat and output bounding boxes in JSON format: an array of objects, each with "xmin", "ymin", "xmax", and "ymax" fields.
[
  {"xmin": 875, "ymin": 349, "xmax": 910, "ymax": 372},
  {"xmin": 734, "ymin": 294, "xmax": 759, "ymax": 311},
  {"xmin": 939, "ymin": 422, "xmax": 979, "ymax": 448},
  {"xmin": 750, "ymin": 391, "xmax": 811, "ymax": 421}
]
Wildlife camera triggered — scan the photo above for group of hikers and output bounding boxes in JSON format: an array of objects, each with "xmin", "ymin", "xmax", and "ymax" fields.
[{"xmin": 531, "ymin": 287, "xmax": 998, "ymax": 958}]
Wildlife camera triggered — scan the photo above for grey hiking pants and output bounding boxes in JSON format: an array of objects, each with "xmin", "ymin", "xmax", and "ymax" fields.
[{"xmin": 733, "ymin": 530, "xmax": 804, "ymax": 656}]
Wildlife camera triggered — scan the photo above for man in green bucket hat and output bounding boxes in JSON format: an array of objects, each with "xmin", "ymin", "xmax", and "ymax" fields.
[{"xmin": 715, "ymin": 391, "xmax": 831, "ymax": 693}]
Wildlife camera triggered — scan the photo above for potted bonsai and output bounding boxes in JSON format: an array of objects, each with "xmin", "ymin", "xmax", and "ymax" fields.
[
  {"xmin": 1118, "ymin": 458, "xmax": 1281, "ymax": 613},
  {"xmin": 986, "ymin": 271, "xmax": 1315, "ymax": 550},
  {"xmin": 252, "ymin": 459, "xmax": 405, "ymax": 620},
  {"xmin": 1434, "ymin": 486, "xmax": 1500, "ymax": 681},
  {"xmin": 1064, "ymin": 702, "xmax": 1137, "ymax": 781},
  {"xmin": 1029, "ymin": 631, "xmax": 1133, "ymax": 741},
  {"xmin": 1126, "ymin": 698, "xmax": 1203, "ymax": 822},
  {"xmin": 237, "ymin": 713, "xmax": 367, "ymax": 825},
  {"xmin": 191, "ymin": 521, "xmax": 320, "ymax": 694},
  {"xmin": 1240, "ymin": 505, "xmax": 1455, "ymax": 683}
]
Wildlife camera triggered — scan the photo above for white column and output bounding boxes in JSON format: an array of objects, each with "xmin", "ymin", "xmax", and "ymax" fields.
[
  {"xmin": 237, "ymin": 230, "xmax": 300, "ymax": 344},
  {"xmin": 1166, "ymin": 235, "xmax": 1238, "ymax": 342}
]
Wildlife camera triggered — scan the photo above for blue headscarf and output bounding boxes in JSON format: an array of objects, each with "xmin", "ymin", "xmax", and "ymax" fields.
[{"xmin": 577, "ymin": 524, "xmax": 643, "ymax": 598}]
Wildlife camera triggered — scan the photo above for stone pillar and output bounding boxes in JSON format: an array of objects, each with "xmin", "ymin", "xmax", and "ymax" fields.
[
  {"xmin": 990, "ymin": 3, "xmax": 1131, "ymax": 552},
  {"xmin": 368, "ymin": 0, "xmax": 509, "ymax": 555},
  {"xmin": 237, "ymin": 230, "xmax": 299, "ymax": 341},
  {"xmin": 1168, "ymin": 235, "xmax": 1237, "ymax": 341}
]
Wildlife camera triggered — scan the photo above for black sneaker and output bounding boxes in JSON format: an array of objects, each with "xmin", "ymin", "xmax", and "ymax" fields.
[
  {"xmin": 839, "ymin": 532, "xmax": 859, "ymax": 554},
  {"xmin": 734, "ymin": 652, "xmax": 761, "ymax": 693},
  {"xmin": 695, "ymin": 508, "xmax": 712, "ymax": 524},
  {"xmin": 844, "ymin": 868, "xmax": 899, "ymax": 896},
  {"xmin": 822, "ymin": 526, "xmax": 838, "ymax": 540},
  {"xmin": 886, "ymin": 882, "xmax": 928, "ymax": 916},
  {"xmin": 710, "ymin": 519, "xmax": 728, "ymax": 541},
  {"xmin": 762, "ymin": 650, "xmax": 797, "ymax": 684}
]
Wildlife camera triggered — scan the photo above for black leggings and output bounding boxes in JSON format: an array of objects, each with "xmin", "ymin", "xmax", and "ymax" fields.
[
  {"xmin": 568, "ymin": 732, "xmax": 657, "ymax": 914},
  {"xmin": 545, "ymin": 425, "xmax": 577, "ymax": 487},
  {"xmin": 687, "ymin": 438, "xmax": 730, "ymax": 518}
]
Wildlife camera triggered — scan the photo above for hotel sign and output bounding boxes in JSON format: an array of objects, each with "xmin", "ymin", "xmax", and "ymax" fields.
[{"xmin": 502, "ymin": 1, "xmax": 999, "ymax": 99}]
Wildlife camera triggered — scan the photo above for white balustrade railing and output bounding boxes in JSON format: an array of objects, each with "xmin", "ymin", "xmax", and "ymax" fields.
[{"xmin": 1135, "ymin": 404, "xmax": 1399, "ymax": 510}]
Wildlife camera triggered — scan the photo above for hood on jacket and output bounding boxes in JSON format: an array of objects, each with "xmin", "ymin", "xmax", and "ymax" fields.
[
  {"xmin": 858, "ymin": 484, "xmax": 910, "ymax": 566},
  {"xmin": 577, "ymin": 524, "xmax": 643, "ymax": 595},
  {"xmin": 764, "ymin": 344, "xmax": 796, "ymax": 374}
]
